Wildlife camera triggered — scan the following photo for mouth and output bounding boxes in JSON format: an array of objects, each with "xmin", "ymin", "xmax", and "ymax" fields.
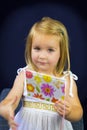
[{"xmin": 38, "ymin": 61, "xmax": 47, "ymax": 65}]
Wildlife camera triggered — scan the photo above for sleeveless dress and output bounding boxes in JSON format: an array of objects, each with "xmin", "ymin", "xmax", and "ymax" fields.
[{"xmin": 9, "ymin": 66, "xmax": 78, "ymax": 130}]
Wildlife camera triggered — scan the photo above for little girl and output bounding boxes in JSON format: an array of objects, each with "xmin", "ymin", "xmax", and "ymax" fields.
[{"xmin": 0, "ymin": 17, "xmax": 83, "ymax": 130}]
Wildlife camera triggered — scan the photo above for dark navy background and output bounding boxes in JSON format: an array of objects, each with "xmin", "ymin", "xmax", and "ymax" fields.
[{"xmin": 0, "ymin": 0, "xmax": 87, "ymax": 129}]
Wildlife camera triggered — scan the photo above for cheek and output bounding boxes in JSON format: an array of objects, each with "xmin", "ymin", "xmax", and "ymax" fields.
[
  {"xmin": 51, "ymin": 57, "xmax": 60, "ymax": 65},
  {"xmin": 50, "ymin": 53, "xmax": 60, "ymax": 66},
  {"xmin": 31, "ymin": 51, "xmax": 37, "ymax": 62}
]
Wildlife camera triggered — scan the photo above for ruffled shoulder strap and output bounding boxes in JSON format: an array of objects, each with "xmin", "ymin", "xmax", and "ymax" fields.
[
  {"xmin": 17, "ymin": 63, "xmax": 34, "ymax": 74},
  {"xmin": 17, "ymin": 66, "xmax": 28, "ymax": 74},
  {"xmin": 63, "ymin": 71, "xmax": 78, "ymax": 97}
]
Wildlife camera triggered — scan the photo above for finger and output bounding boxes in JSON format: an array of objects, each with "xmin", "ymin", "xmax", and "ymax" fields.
[
  {"xmin": 10, "ymin": 123, "xmax": 18, "ymax": 130},
  {"xmin": 55, "ymin": 101, "xmax": 65, "ymax": 110},
  {"xmin": 56, "ymin": 107, "xmax": 65, "ymax": 116},
  {"xmin": 8, "ymin": 119, "xmax": 18, "ymax": 130},
  {"xmin": 58, "ymin": 100, "xmax": 70, "ymax": 109},
  {"xmin": 54, "ymin": 101, "xmax": 67, "ymax": 113}
]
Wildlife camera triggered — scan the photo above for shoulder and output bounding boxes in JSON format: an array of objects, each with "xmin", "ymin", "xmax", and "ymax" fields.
[
  {"xmin": 63, "ymin": 71, "xmax": 78, "ymax": 96},
  {"xmin": 63, "ymin": 71, "xmax": 78, "ymax": 82},
  {"xmin": 16, "ymin": 65, "xmax": 34, "ymax": 79},
  {"xmin": 15, "ymin": 66, "xmax": 27, "ymax": 83}
]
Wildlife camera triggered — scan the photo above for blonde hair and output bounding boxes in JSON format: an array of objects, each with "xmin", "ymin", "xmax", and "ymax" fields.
[{"xmin": 25, "ymin": 17, "xmax": 70, "ymax": 75}]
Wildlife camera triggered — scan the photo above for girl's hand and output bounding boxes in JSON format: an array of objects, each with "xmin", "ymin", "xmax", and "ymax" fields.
[
  {"xmin": 0, "ymin": 96, "xmax": 18, "ymax": 130},
  {"xmin": 8, "ymin": 116, "xmax": 18, "ymax": 130},
  {"xmin": 54, "ymin": 99, "xmax": 72, "ymax": 118}
]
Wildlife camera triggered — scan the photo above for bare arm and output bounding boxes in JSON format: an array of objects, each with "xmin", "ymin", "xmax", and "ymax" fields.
[
  {"xmin": 54, "ymin": 77, "xmax": 83, "ymax": 122},
  {"xmin": 1, "ymin": 70, "xmax": 24, "ymax": 110},
  {"xmin": 5, "ymin": 71, "xmax": 24, "ymax": 107},
  {"xmin": 0, "ymin": 70, "xmax": 24, "ymax": 129},
  {"xmin": 65, "ymin": 79, "xmax": 83, "ymax": 121}
]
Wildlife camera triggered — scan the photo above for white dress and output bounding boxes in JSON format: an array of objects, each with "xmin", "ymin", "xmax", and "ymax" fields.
[{"xmin": 9, "ymin": 66, "xmax": 78, "ymax": 130}]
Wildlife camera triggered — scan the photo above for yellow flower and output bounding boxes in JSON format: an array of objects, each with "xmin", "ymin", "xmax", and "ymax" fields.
[
  {"xmin": 34, "ymin": 75, "xmax": 41, "ymax": 84},
  {"xmin": 43, "ymin": 75, "xmax": 52, "ymax": 82},
  {"xmin": 61, "ymin": 96, "xmax": 65, "ymax": 100},
  {"xmin": 27, "ymin": 84, "xmax": 34, "ymax": 92}
]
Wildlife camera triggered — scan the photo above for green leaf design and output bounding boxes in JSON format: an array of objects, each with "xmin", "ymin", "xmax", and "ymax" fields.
[
  {"xmin": 46, "ymin": 98, "xmax": 50, "ymax": 101},
  {"xmin": 36, "ymin": 86, "xmax": 40, "ymax": 93},
  {"xmin": 28, "ymin": 93, "xmax": 31, "ymax": 96}
]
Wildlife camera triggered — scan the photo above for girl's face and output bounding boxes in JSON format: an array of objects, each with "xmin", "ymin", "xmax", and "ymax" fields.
[{"xmin": 31, "ymin": 33, "xmax": 60, "ymax": 74}]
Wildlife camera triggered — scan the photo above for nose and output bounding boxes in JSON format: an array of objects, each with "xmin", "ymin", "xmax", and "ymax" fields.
[{"xmin": 39, "ymin": 51, "xmax": 47, "ymax": 59}]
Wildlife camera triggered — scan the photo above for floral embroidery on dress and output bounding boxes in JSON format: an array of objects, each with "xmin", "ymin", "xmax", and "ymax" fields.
[
  {"xmin": 26, "ymin": 70, "xmax": 65, "ymax": 103},
  {"xmin": 41, "ymin": 83, "xmax": 55, "ymax": 97}
]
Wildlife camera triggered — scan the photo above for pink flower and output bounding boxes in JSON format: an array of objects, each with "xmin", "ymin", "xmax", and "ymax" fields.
[
  {"xmin": 61, "ymin": 85, "xmax": 65, "ymax": 93},
  {"xmin": 41, "ymin": 83, "xmax": 55, "ymax": 97}
]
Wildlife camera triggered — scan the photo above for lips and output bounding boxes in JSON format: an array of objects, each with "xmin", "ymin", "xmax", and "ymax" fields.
[
  {"xmin": 38, "ymin": 62, "xmax": 46, "ymax": 65},
  {"xmin": 38, "ymin": 61, "xmax": 47, "ymax": 65}
]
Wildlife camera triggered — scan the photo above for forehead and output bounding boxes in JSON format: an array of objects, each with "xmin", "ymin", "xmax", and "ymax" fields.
[{"xmin": 32, "ymin": 32, "xmax": 60, "ymax": 46}]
